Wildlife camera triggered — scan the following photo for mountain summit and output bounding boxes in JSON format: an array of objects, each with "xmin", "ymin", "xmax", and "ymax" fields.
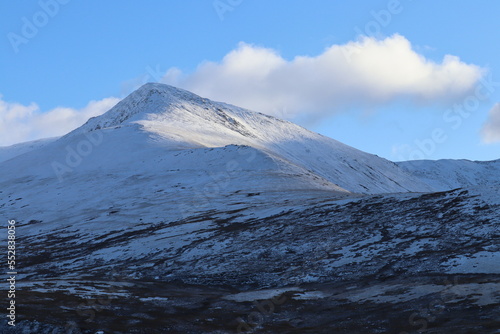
[
  {"xmin": 71, "ymin": 83, "xmax": 210, "ymax": 134},
  {"xmin": 62, "ymin": 82, "xmax": 433, "ymax": 194}
]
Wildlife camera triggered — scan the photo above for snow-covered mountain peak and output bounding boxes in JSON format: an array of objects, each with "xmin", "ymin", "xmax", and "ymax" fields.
[
  {"xmin": 5, "ymin": 83, "xmax": 437, "ymax": 194},
  {"xmin": 69, "ymin": 83, "xmax": 213, "ymax": 135},
  {"xmin": 133, "ymin": 82, "xmax": 208, "ymax": 104}
]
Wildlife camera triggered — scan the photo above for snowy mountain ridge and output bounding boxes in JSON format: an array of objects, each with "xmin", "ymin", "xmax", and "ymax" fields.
[
  {"xmin": 61, "ymin": 83, "xmax": 434, "ymax": 194},
  {"xmin": 2, "ymin": 83, "xmax": 498, "ymax": 194},
  {"xmin": 398, "ymin": 158, "xmax": 500, "ymax": 191},
  {"xmin": 0, "ymin": 137, "xmax": 57, "ymax": 164}
]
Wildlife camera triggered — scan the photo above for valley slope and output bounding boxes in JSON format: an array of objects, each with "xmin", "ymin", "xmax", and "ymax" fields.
[{"xmin": 0, "ymin": 83, "xmax": 498, "ymax": 333}]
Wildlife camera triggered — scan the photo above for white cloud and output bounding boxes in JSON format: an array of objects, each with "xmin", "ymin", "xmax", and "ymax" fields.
[
  {"xmin": 0, "ymin": 96, "xmax": 120, "ymax": 146},
  {"xmin": 1, "ymin": 35, "xmax": 485, "ymax": 147},
  {"xmin": 161, "ymin": 34, "xmax": 484, "ymax": 120},
  {"xmin": 481, "ymin": 103, "xmax": 500, "ymax": 143}
]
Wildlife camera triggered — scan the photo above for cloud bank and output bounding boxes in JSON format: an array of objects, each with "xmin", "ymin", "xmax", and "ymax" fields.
[
  {"xmin": 1, "ymin": 34, "xmax": 485, "ymax": 147},
  {"xmin": 481, "ymin": 103, "xmax": 500, "ymax": 143},
  {"xmin": 0, "ymin": 96, "xmax": 119, "ymax": 146},
  {"xmin": 162, "ymin": 34, "xmax": 484, "ymax": 119}
]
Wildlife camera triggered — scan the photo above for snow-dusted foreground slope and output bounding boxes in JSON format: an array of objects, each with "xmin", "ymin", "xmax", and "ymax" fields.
[
  {"xmin": 6, "ymin": 187, "xmax": 500, "ymax": 333},
  {"xmin": 0, "ymin": 83, "xmax": 498, "ymax": 333}
]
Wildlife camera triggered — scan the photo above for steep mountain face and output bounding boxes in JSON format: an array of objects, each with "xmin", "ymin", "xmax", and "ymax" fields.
[
  {"xmin": 398, "ymin": 158, "xmax": 500, "ymax": 191},
  {"xmin": 66, "ymin": 83, "xmax": 433, "ymax": 195},
  {"xmin": 0, "ymin": 83, "xmax": 498, "ymax": 333}
]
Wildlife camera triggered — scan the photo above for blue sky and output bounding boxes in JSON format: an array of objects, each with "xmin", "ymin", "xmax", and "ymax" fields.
[{"xmin": 1, "ymin": 0, "xmax": 499, "ymax": 161}]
